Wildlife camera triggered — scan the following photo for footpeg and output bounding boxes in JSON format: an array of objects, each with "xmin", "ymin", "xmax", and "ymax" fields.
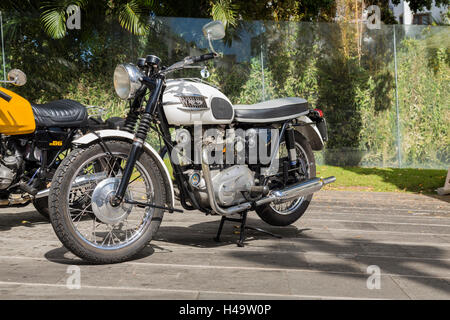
[{"xmin": 248, "ymin": 185, "xmax": 269, "ymax": 196}]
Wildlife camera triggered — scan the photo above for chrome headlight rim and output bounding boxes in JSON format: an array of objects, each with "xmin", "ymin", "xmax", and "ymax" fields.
[{"xmin": 113, "ymin": 63, "xmax": 143, "ymax": 100}]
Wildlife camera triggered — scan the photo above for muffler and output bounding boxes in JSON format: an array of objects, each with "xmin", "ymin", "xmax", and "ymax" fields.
[
  {"xmin": 255, "ymin": 176, "xmax": 336, "ymax": 207},
  {"xmin": 201, "ymin": 148, "xmax": 335, "ymax": 215}
]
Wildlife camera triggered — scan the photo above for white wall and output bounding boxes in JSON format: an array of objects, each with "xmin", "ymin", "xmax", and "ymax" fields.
[{"xmin": 390, "ymin": 0, "xmax": 448, "ymax": 24}]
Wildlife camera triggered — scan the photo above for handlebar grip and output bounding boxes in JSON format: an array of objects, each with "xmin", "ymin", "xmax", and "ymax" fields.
[{"xmin": 192, "ymin": 53, "xmax": 216, "ymax": 63}]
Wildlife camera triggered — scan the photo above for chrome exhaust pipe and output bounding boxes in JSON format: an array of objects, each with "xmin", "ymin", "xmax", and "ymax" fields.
[
  {"xmin": 34, "ymin": 172, "xmax": 108, "ymax": 199},
  {"xmin": 255, "ymin": 176, "xmax": 336, "ymax": 206},
  {"xmin": 201, "ymin": 148, "xmax": 335, "ymax": 215},
  {"xmin": 35, "ymin": 188, "xmax": 49, "ymax": 199}
]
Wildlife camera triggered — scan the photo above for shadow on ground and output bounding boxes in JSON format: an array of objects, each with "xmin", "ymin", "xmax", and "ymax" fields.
[
  {"xmin": 155, "ymin": 218, "xmax": 306, "ymax": 248},
  {"xmin": 44, "ymin": 245, "xmax": 156, "ymax": 265},
  {"xmin": 0, "ymin": 210, "xmax": 48, "ymax": 231},
  {"xmin": 341, "ymin": 167, "xmax": 448, "ymax": 199},
  {"xmin": 156, "ymin": 217, "xmax": 450, "ymax": 296},
  {"xmin": 2, "ymin": 208, "xmax": 447, "ymax": 296}
]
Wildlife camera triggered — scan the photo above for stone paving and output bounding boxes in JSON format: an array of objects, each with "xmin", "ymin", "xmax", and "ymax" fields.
[{"xmin": 0, "ymin": 190, "xmax": 449, "ymax": 299}]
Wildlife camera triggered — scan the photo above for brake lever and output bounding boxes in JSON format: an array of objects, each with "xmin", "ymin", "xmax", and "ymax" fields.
[{"xmin": 162, "ymin": 53, "xmax": 216, "ymax": 75}]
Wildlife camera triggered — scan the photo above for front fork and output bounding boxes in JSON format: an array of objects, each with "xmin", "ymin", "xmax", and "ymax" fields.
[
  {"xmin": 111, "ymin": 77, "xmax": 163, "ymax": 206},
  {"xmin": 111, "ymin": 138, "xmax": 144, "ymax": 206}
]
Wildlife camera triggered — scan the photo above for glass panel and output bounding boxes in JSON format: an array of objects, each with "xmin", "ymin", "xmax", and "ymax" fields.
[
  {"xmin": 0, "ymin": 10, "xmax": 447, "ymax": 169},
  {"xmin": 394, "ymin": 24, "xmax": 450, "ymax": 169},
  {"xmin": 261, "ymin": 21, "xmax": 399, "ymax": 168},
  {"xmin": 0, "ymin": 11, "xmax": 8, "ymax": 84}
]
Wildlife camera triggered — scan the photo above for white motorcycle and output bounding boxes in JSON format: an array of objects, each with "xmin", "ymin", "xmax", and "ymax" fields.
[{"xmin": 48, "ymin": 21, "xmax": 335, "ymax": 263}]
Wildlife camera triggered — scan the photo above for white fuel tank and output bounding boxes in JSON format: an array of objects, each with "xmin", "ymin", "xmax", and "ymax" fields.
[{"xmin": 162, "ymin": 79, "xmax": 234, "ymax": 126}]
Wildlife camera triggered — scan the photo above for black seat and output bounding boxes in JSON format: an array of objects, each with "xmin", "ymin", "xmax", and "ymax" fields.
[
  {"xmin": 32, "ymin": 99, "xmax": 88, "ymax": 128},
  {"xmin": 234, "ymin": 97, "xmax": 309, "ymax": 123}
]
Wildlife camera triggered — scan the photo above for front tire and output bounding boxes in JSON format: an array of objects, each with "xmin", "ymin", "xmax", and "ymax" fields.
[
  {"xmin": 33, "ymin": 197, "xmax": 50, "ymax": 219},
  {"xmin": 255, "ymin": 133, "xmax": 316, "ymax": 226},
  {"xmin": 49, "ymin": 141, "xmax": 167, "ymax": 264}
]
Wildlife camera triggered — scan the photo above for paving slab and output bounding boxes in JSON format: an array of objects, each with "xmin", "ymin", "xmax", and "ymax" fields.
[{"xmin": 0, "ymin": 190, "xmax": 448, "ymax": 299}]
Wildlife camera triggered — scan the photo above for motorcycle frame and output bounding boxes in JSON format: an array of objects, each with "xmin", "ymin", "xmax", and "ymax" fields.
[
  {"xmin": 109, "ymin": 72, "xmax": 322, "ymax": 215},
  {"xmin": 0, "ymin": 127, "xmax": 78, "ymax": 200},
  {"xmin": 108, "ymin": 75, "xmax": 206, "ymax": 212}
]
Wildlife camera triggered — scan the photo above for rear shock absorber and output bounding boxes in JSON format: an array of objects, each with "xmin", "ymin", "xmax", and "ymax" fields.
[{"xmin": 286, "ymin": 125, "xmax": 297, "ymax": 166}]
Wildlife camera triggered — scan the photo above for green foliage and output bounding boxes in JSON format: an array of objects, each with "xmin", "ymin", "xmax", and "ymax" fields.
[
  {"xmin": 1, "ymin": 3, "xmax": 448, "ymax": 169},
  {"xmin": 235, "ymin": 58, "xmax": 276, "ymax": 104},
  {"xmin": 396, "ymin": 35, "xmax": 450, "ymax": 168},
  {"xmin": 40, "ymin": 0, "xmax": 88, "ymax": 39},
  {"xmin": 210, "ymin": 0, "xmax": 239, "ymax": 28},
  {"xmin": 208, "ymin": 62, "xmax": 249, "ymax": 102},
  {"xmin": 205, "ymin": 21, "xmax": 449, "ymax": 169},
  {"xmin": 117, "ymin": 0, "xmax": 155, "ymax": 35}
]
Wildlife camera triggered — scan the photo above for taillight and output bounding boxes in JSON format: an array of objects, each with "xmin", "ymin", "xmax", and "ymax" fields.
[{"xmin": 314, "ymin": 108, "xmax": 324, "ymax": 117}]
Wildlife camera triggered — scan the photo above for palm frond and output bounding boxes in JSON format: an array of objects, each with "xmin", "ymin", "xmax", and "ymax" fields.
[
  {"xmin": 118, "ymin": 0, "xmax": 149, "ymax": 35},
  {"xmin": 39, "ymin": 1, "xmax": 87, "ymax": 39},
  {"xmin": 211, "ymin": 0, "xmax": 238, "ymax": 28},
  {"xmin": 41, "ymin": 9, "xmax": 66, "ymax": 39},
  {"xmin": 137, "ymin": 0, "xmax": 156, "ymax": 7},
  {"xmin": 3, "ymin": 13, "xmax": 38, "ymax": 42}
]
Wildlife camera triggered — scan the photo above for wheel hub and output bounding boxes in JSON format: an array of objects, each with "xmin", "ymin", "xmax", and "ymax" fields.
[{"xmin": 91, "ymin": 177, "xmax": 133, "ymax": 225}]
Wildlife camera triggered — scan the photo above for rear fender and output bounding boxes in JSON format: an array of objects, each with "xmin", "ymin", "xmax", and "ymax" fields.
[
  {"xmin": 295, "ymin": 116, "xmax": 324, "ymax": 151},
  {"xmin": 72, "ymin": 129, "xmax": 175, "ymax": 207}
]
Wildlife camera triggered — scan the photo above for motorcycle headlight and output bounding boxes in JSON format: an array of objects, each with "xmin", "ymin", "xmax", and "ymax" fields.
[{"xmin": 113, "ymin": 64, "xmax": 143, "ymax": 100}]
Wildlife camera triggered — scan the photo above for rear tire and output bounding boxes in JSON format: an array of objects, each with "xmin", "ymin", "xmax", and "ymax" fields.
[
  {"xmin": 255, "ymin": 133, "xmax": 316, "ymax": 226},
  {"xmin": 49, "ymin": 141, "xmax": 167, "ymax": 264}
]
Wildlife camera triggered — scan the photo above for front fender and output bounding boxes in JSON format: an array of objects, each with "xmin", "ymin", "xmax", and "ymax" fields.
[
  {"xmin": 73, "ymin": 129, "xmax": 175, "ymax": 207},
  {"xmin": 295, "ymin": 116, "xmax": 325, "ymax": 151}
]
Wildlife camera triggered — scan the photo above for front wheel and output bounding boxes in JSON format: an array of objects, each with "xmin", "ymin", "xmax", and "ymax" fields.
[
  {"xmin": 255, "ymin": 132, "xmax": 316, "ymax": 226},
  {"xmin": 49, "ymin": 141, "xmax": 167, "ymax": 264},
  {"xmin": 33, "ymin": 197, "xmax": 50, "ymax": 219}
]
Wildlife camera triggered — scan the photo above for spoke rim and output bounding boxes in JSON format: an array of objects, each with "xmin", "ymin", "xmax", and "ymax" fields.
[
  {"xmin": 270, "ymin": 141, "xmax": 310, "ymax": 215},
  {"xmin": 66, "ymin": 152, "xmax": 155, "ymax": 250}
]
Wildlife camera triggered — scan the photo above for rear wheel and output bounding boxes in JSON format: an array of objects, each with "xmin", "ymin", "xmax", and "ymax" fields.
[
  {"xmin": 255, "ymin": 132, "xmax": 316, "ymax": 226},
  {"xmin": 49, "ymin": 141, "xmax": 166, "ymax": 264},
  {"xmin": 33, "ymin": 148, "xmax": 72, "ymax": 219}
]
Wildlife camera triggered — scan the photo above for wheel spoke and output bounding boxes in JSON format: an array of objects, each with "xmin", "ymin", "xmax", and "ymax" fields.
[
  {"xmin": 270, "ymin": 141, "xmax": 310, "ymax": 215},
  {"xmin": 66, "ymin": 151, "xmax": 156, "ymax": 249}
]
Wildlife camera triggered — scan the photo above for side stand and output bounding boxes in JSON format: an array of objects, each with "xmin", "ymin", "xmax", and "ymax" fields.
[{"xmin": 214, "ymin": 211, "xmax": 282, "ymax": 247}]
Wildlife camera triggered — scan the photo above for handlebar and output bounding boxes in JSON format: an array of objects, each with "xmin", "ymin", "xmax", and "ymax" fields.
[
  {"xmin": 192, "ymin": 52, "xmax": 216, "ymax": 63},
  {"xmin": 163, "ymin": 52, "xmax": 217, "ymax": 74}
]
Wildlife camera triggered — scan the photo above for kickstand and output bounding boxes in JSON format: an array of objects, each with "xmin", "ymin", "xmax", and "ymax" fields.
[{"xmin": 214, "ymin": 211, "xmax": 282, "ymax": 247}]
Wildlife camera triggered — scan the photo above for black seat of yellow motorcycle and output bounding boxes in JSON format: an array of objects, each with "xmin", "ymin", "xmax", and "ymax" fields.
[
  {"xmin": 233, "ymin": 97, "xmax": 309, "ymax": 123},
  {"xmin": 31, "ymin": 99, "xmax": 88, "ymax": 127}
]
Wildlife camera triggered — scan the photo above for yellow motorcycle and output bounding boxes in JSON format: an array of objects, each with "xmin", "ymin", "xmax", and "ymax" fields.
[{"xmin": 0, "ymin": 69, "xmax": 123, "ymax": 218}]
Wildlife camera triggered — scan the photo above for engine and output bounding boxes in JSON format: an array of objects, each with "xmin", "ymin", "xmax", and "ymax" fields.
[
  {"xmin": 0, "ymin": 141, "xmax": 26, "ymax": 190},
  {"xmin": 186, "ymin": 165, "xmax": 255, "ymax": 208},
  {"xmin": 0, "ymin": 154, "xmax": 21, "ymax": 189},
  {"xmin": 184, "ymin": 127, "xmax": 274, "ymax": 208},
  {"xmin": 0, "ymin": 163, "xmax": 15, "ymax": 189},
  {"xmin": 175, "ymin": 123, "xmax": 278, "ymax": 209}
]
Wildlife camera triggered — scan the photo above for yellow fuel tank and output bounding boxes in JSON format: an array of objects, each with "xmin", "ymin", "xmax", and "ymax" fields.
[{"xmin": 0, "ymin": 87, "xmax": 36, "ymax": 135}]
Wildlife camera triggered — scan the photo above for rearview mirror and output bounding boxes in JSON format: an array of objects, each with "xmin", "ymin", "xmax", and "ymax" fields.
[
  {"xmin": 8, "ymin": 69, "xmax": 27, "ymax": 86},
  {"xmin": 200, "ymin": 66, "xmax": 210, "ymax": 79},
  {"xmin": 202, "ymin": 21, "xmax": 225, "ymax": 40}
]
